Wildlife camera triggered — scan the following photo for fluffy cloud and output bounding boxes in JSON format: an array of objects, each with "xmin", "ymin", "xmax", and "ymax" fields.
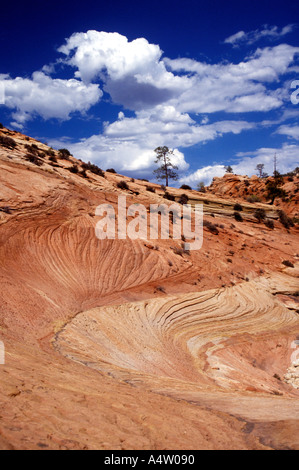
[
  {"xmin": 49, "ymin": 105, "xmax": 255, "ymax": 180},
  {"xmin": 1, "ymin": 71, "xmax": 102, "ymax": 127},
  {"xmin": 180, "ymin": 165, "xmax": 226, "ymax": 186},
  {"xmin": 58, "ymin": 31, "xmax": 189, "ymax": 110},
  {"xmin": 164, "ymin": 44, "xmax": 299, "ymax": 113},
  {"xmin": 183, "ymin": 143, "xmax": 299, "ymax": 186},
  {"xmin": 58, "ymin": 31, "xmax": 299, "ymax": 115},
  {"xmin": 276, "ymin": 124, "xmax": 299, "ymax": 140},
  {"xmin": 224, "ymin": 24, "xmax": 296, "ymax": 47}
]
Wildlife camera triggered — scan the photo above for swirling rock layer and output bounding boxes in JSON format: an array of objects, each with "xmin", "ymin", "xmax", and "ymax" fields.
[{"xmin": 0, "ymin": 128, "xmax": 299, "ymax": 449}]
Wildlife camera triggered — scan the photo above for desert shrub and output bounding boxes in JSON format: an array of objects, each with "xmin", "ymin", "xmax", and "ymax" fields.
[
  {"xmin": 117, "ymin": 180, "xmax": 129, "ymax": 190},
  {"xmin": 244, "ymin": 180, "xmax": 250, "ymax": 187},
  {"xmin": 254, "ymin": 208, "xmax": 266, "ymax": 222},
  {"xmin": 130, "ymin": 178, "xmax": 135, "ymax": 182},
  {"xmin": 140, "ymin": 178, "xmax": 149, "ymax": 182},
  {"xmin": 247, "ymin": 195, "xmax": 261, "ymax": 203},
  {"xmin": 58, "ymin": 148, "xmax": 71, "ymax": 160},
  {"xmin": 164, "ymin": 192, "xmax": 175, "ymax": 201},
  {"xmin": 234, "ymin": 203, "xmax": 243, "ymax": 211},
  {"xmin": 69, "ymin": 165, "xmax": 79, "ymax": 174},
  {"xmin": 25, "ymin": 153, "xmax": 43, "ymax": 166},
  {"xmin": 234, "ymin": 211, "xmax": 243, "ymax": 222},
  {"xmin": 146, "ymin": 185, "xmax": 156, "ymax": 193},
  {"xmin": 106, "ymin": 168, "xmax": 116, "ymax": 173},
  {"xmin": 82, "ymin": 162, "xmax": 105, "ymax": 177},
  {"xmin": 0, "ymin": 123, "xmax": 4, "ymax": 129},
  {"xmin": 49, "ymin": 155, "xmax": 57, "ymax": 163},
  {"xmin": 278, "ymin": 210, "xmax": 294, "ymax": 229},
  {"xmin": 197, "ymin": 182, "xmax": 206, "ymax": 193},
  {"xmin": 282, "ymin": 260, "xmax": 294, "ymax": 268},
  {"xmin": 203, "ymin": 220, "xmax": 219, "ymax": 235},
  {"xmin": 264, "ymin": 219, "xmax": 274, "ymax": 229},
  {"xmin": 79, "ymin": 170, "xmax": 88, "ymax": 178},
  {"xmin": 160, "ymin": 184, "xmax": 166, "ymax": 191},
  {"xmin": 178, "ymin": 194, "xmax": 189, "ymax": 205},
  {"xmin": 288, "ymin": 176, "xmax": 294, "ymax": 182},
  {"xmin": 0, "ymin": 135, "xmax": 16, "ymax": 149},
  {"xmin": 46, "ymin": 149, "xmax": 56, "ymax": 158},
  {"xmin": 180, "ymin": 184, "xmax": 192, "ymax": 190}
]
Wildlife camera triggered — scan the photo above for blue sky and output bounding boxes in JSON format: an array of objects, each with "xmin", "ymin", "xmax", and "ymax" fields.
[{"xmin": 0, "ymin": 0, "xmax": 299, "ymax": 185}]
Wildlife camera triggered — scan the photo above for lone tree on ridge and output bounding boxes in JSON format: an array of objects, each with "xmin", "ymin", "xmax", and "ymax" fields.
[{"xmin": 153, "ymin": 146, "xmax": 179, "ymax": 187}]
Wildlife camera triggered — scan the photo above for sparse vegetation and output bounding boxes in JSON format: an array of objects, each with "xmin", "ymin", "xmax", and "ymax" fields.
[
  {"xmin": 278, "ymin": 210, "xmax": 294, "ymax": 229},
  {"xmin": 164, "ymin": 192, "xmax": 175, "ymax": 201},
  {"xmin": 0, "ymin": 135, "xmax": 17, "ymax": 149},
  {"xmin": 203, "ymin": 220, "xmax": 219, "ymax": 235},
  {"xmin": 58, "ymin": 148, "xmax": 72, "ymax": 160},
  {"xmin": 117, "ymin": 180, "xmax": 129, "ymax": 190},
  {"xmin": 282, "ymin": 260, "xmax": 294, "ymax": 268},
  {"xmin": 82, "ymin": 162, "xmax": 105, "ymax": 177},
  {"xmin": 197, "ymin": 182, "xmax": 206, "ymax": 193},
  {"xmin": 106, "ymin": 168, "xmax": 116, "ymax": 173},
  {"xmin": 146, "ymin": 185, "xmax": 156, "ymax": 193},
  {"xmin": 49, "ymin": 155, "xmax": 57, "ymax": 163},
  {"xmin": 25, "ymin": 153, "xmax": 43, "ymax": 166},
  {"xmin": 254, "ymin": 208, "xmax": 266, "ymax": 222},
  {"xmin": 266, "ymin": 173, "xmax": 286, "ymax": 204},
  {"xmin": 264, "ymin": 219, "xmax": 274, "ymax": 229},
  {"xmin": 178, "ymin": 194, "xmax": 188, "ymax": 205},
  {"xmin": 180, "ymin": 184, "xmax": 192, "ymax": 190},
  {"xmin": 69, "ymin": 165, "xmax": 79, "ymax": 174},
  {"xmin": 153, "ymin": 146, "xmax": 179, "ymax": 186},
  {"xmin": 234, "ymin": 203, "xmax": 243, "ymax": 211},
  {"xmin": 234, "ymin": 211, "xmax": 243, "ymax": 222}
]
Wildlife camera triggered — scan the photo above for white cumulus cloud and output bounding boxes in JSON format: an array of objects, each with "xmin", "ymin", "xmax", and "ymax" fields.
[{"xmin": 1, "ymin": 71, "xmax": 102, "ymax": 127}]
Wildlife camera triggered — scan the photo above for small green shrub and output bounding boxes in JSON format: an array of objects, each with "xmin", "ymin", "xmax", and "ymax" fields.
[
  {"xmin": 264, "ymin": 219, "xmax": 274, "ymax": 229},
  {"xmin": 282, "ymin": 260, "xmax": 294, "ymax": 268},
  {"xmin": 146, "ymin": 185, "xmax": 156, "ymax": 193},
  {"xmin": 203, "ymin": 220, "xmax": 219, "ymax": 235},
  {"xmin": 58, "ymin": 148, "xmax": 71, "ymax": 160},
  {"xmin": 254, "ymin": 208, "xmax": 266, "ymax": 222},
  {"xmin": 180, "ymin": 184, "xmax": 192, "ymax": 190},
  {"xmin": 234, "ymin": 203, "xmax": 243, "ymax": 211},
  {"xmin": 106, "ymin": 168, "xmax": 116, "ymax": 173},
  {"xmin": 25, "ymin": 154, "xmax": 43, "ymax": 166},
  {"xmin": 164, "ymin": 192, "xmax": 175, "ymax": 201},
  {"xmin": 234, "ymin": 211, "xmax": 243, "ymax": 222},
  {"xmin": 117, "ymin": 180, "xmax": 129, "ymax": 190},
  {"xmin": 82, "ymin": 162, "xmax": 105, "ymax": 177},
  {"xmin": 0, "ymin": 135, "xmax": 17, "ymax": 149},
  {"xmin": 178, "ymin": 194, "xmax": 189, "ymax": 205},
  {"xmin": 69, "ymin": 165, "xmax": 79, "ymax": 174},
  {"xmin": 278, "ymin": 210, "xmax": 294, "ymax": 229}
]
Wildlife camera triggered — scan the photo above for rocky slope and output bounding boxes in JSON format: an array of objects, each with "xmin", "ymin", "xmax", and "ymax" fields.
[
  {"xmin": 0, "ymin": 126, "xmax": 298, "ymax": 449},
  {"xmin": 207, "ymin": 172, "xmax": 299, "ymax": 218}
]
